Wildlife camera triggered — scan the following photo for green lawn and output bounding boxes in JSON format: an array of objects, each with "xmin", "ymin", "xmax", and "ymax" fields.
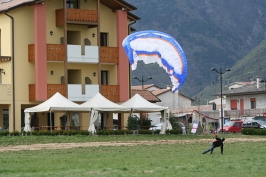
[{"xmin": 0, "ymin": 134, "xmax": 265, "ymax": 177}]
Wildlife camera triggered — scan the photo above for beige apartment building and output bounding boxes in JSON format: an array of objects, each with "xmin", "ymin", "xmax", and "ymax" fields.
[{"xmin": 0, "ymin": 0, "xmax": 139, "ymax": 131}]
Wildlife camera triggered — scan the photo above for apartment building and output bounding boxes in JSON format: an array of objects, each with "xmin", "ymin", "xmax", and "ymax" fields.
[{"xmin": 0, "ymin": 0, "xmax": 139, "ymax": 131}]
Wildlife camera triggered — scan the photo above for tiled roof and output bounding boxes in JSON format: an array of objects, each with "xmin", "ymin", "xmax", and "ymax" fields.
[
  {"xmin": 226, "ymin": 81, "xmax": 252, "ymax": 87},
  {"xmin": 0, "ymin": 0, "xmax": 140, "ymax": 21},
  {"xmin": 0, "ymin": 0, "xmax": 36, "ymax": 12},
  {"xmin": 131, "ymin": 89, "xmax": 161, "ymax": 103},
  {"xmin": 171, "ymin": 104, "xmax": 225, "ymax": 114},
  {"xmin": 217, "ymin": 83, "xmax": 266, "ymax": 96},
  {"xmin": 151, "ymin": 88, "xmax": 169, "ymax": 96},
  {"xmin": 131, "ymin": 84, "xmax": 160, "ymax": 90}
]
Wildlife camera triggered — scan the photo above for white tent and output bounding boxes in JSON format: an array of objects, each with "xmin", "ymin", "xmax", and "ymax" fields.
[
  {"xmin": 24, "ymin": 92, "xmax": 88, "ymax": 113},
  {"xmin": 81, "ymin": 93, "xmax": 130, "ymax": 133},
  {"xmin": 121, "ymin": 94, "xmax": 171, "ymax": 134},
  {"xmin": 24, "ymin": 92, "xmax": 88, "ymax": 132},
  {"xmin": 121, "ymin": 94, "xmax": 168, "ymax": 112},
  {"xmin": 81, "ymin": 93, "xmax": 130, "ymax": 112}
]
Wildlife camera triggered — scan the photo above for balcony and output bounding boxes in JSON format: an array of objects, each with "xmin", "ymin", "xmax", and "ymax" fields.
[
  {"xmin": 67, "ymin": 45, "xmax": 99, "ymax": 63},
  {"xmin": 101, "ymin": 85, "xmax": 119, "ymax": 102},
  {"xmin": 68, "ymin": 84, "xmax": 99, "ymax": 101},
  {"xmin": 56, "ymin": 8, "xmax": 98, "ymax": 27},
  {"xmin": 100, "ymin": 47, "xmax": 119, "ymax": 64},
  {"xmin": 28, "ymin": 44, "xmax": 66, "ymax": 62},
  {"xmin": 224, "ymin": 108, "xmax": 266, "ymax": 118},
  {"xmin": 29, "ymin": 84, "xmax": 66, "ymax": 102}
]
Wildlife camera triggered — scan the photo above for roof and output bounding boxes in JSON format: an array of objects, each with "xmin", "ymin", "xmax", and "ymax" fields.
[
  {"xmin": 121, "ymin": 93, "xmax": 167, "ymax": 112},
  {"xmin": 24, "ymin": 92, "xmax": 88, "ymax": 113},
  {"xmin": 0, "ymin": 0, "xmax": 140, "ymax": 21},
  {"xmin": 225, "ymin": 82, "xmax": 252, "ymax": 88},
  {"xmin": 127, "ymin": 11, "xmax": 140, "ymax": 21},
  {"xmin": 131, "ymin": 89, "xmax": 161, "ymax": 103},
  {"xmin": 81, "ymin": 93, "xmax": 130, "ymax": 112},
  {"xmin": 151, "ymin": 88, "xmax": 195, "ymax": 102},
  {"xmin": 217, "ymin": 83, "xmax": 266, "ymax": 96},
  {"xmin": 100, "ymin": 0, "xmax": 137, "ymax": 11},
  {"xmin": 172, "ymin": 104, "xmax": 225, "ymax": 114},
  {"xmin": 0, "ymin": 0, "xmax": 37, "ymax": 13},
  {"xmin": 131, "ymin": 84, "xmax": 161, "ymax": 90},
  {"xmin": 152, "ymin": 88, "xmax": 169, "ymax": 96}
]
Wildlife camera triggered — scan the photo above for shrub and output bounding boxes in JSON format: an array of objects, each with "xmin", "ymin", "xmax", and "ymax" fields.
[
  {"xmin": 242, "ymin": 128, "xmax": 266, "ymax": 135},
  {"xmin": 166, "ymin": 129, "xmax": 181, "ymax": 134},
  {"xmin": 0, "ymin": 130, "xmax": 9, "ymax": 136},
  {"xmin": 127, "ymin": 115, "xmax": 139, "ymax": 130},
  {"xmin": 138, "ymin": 130, "xmax": 153, "ymax": 134},
  {"xmin": 10, "ymin": 131, "xmax": 20, "ymax": 136}
]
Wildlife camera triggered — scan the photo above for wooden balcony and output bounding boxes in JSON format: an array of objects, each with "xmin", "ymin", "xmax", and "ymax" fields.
[
  {"xmin": 224, "ymin": 108, "xmax": 266, "ymax": 118},
  {"xmin": 28, "ymin": 44, "xmax": 66, "ymax": 62},
  {"xmin": 29, "ymin": 84, "xmax": 66, "ymax": 102},
  {"xmin": 101, "ymin": 85, "xmax": 119, "ymax": 102},
  {"xmin": 56, "ymin": 8, "xmax": 98, "ymax": 27},
  {"xmin": 100, "ymin": 47, "xmax": 119, "ymax": 64}
]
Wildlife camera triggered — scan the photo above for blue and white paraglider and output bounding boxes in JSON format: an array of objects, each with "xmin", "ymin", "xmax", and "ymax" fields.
[{"xmin": 122, "ymin": 30, "xmax": 188, "ymax": 92}]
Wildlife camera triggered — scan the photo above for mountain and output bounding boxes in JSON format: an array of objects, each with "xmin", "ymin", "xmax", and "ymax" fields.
[
  {"xmin": 197, "ymin": 39, "xmax": 266, "ymax": 102},
  {"xmin": 126, "ymin": 0, "xmax": 266, "ymax": 99}
]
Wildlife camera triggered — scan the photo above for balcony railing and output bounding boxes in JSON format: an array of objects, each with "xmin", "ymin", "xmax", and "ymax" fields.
[
  {"xmin": 68, "ymin": 84, "xmax": 99, "ymax": 101},
  {"xmin": 29, "ymin": 84, "xmax": 66, "ymax": 101},
  {"xmin": 224, "ymin": 108, "xmax": 266, "ymax": 118},
  {"xmin": 67, "ymin": 45, "xmax": 99, "ymax": 63},
  {"xmin": 101, "ymin": 85, "xmax": 119, "ymax": 102},
  {"xmin": 56, "ymin": 8, "xmax": 98, "ymax": 27},
  {"xmin": 100, "ymin": 47, "xmax": 119, "ymax": 64},
  {"xmin": 28, "ymin": 44, "xmax": 66, "ymax": 62},
  {"xmin": 29, "ymin": 84, "xmax": 119, "ymax": 102}
]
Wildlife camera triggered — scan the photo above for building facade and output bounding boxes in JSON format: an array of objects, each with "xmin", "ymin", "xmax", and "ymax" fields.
[
  {"xmin": 0, "ymin": 0, "xmax": 139, "ymax": 131},
  {"xmin": 223, "ymin": 77, "xmax": 266, "ymax": 120}
]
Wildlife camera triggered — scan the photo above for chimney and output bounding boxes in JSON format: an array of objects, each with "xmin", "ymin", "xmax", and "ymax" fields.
[{"xmin": 256, "ymin": 76, "xmax": 261, "ymax": 89}]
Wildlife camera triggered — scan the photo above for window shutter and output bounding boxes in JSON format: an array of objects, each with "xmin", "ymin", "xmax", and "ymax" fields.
[{"xmin": 230, "ymin": 99, "xmax": 237, "ymax": 109}]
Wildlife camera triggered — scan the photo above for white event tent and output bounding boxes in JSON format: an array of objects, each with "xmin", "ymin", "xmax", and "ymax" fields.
[
  {"xmin": 23, "ymin": 92, "xmax": 171, "ymax": 134},
  {"xmin": 80, "ymin": 93, "xmax": 130, "ymax": 133},
  {"xmin": 121, "ymin": 94, "xmax": 172, "ymax": 134},
  {"xmin": 24, "ymin": 92, "xmax": 88, "ymax": 132}
]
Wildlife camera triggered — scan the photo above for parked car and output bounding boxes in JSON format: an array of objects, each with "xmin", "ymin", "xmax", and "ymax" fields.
[
  {"xmin": 149, "ymin": 122, "xmax": 186, "ymax": 134},
  {"xmin": 218, "ymin": 120, "xmax": 244, "ymax": 133},
  {"xmin": 242, "ymin": 120, "xmax": 266, "ymax": 129}
]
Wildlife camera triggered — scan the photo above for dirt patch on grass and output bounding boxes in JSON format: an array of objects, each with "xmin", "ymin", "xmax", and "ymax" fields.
[{"xmin": 0, "ymin": 138, "xmax": 265, "ymax": 152}]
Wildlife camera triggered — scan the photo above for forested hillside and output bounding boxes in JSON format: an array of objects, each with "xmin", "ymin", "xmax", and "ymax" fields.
[{"xmin": 126, "ymin": 0, "xmax": 266, "ymax": 100}]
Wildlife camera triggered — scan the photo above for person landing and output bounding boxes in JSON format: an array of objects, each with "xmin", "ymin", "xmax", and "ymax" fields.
[{"xmin": 202, "ymin": 134, "xmax": 225, "ymax": 155}]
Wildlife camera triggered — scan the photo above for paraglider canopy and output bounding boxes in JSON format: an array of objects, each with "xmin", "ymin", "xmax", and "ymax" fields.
[{"xmin": 122, "ymin": 30, "xmax": 188, "ymax": 92}]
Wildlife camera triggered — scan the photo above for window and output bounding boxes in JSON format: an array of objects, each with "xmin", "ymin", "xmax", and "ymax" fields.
[
  {"xmin": 101, "ymin": 71, "xmax": 108, "ymax": 85},
  {"xmin": 66, "ymin": 0, "xmax": 79, "ymax": 8},
  {"xmin": 250, "ymin": 98, "xmax": 256, "ymax": 109},
  {"xmin": 100, "ymin": 33, "xmax": 108, "ymax": 46},
  {"xmin": 3, "ymin": 109, "xmax": 9, "ymax": 129},
  {"xmin": 230, "ymin": 99, "xmax": 237, "ymax": 110}
]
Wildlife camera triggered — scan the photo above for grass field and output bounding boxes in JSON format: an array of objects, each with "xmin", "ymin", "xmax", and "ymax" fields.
[{"xmin": 0, "ymin": 134, "xmax": 265, "ymax": 177}]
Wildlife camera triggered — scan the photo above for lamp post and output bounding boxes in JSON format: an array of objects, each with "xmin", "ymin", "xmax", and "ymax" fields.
[
  {"xmin": 211, "ymin": 67, "xmax": 230, "ymax": 134},
  {"xmin": 133, "ymin": 76, "xmax": 152, "ymax": 90}
]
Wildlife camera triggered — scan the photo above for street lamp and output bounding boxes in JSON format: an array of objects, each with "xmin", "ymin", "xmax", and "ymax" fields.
[
  {"xmin": 133, "ymin": 76, "xmax": 152, "ymax": 90},
  {"xmin": 211, "ymin": 67, "xmax": 230, "ymax": 134}
]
